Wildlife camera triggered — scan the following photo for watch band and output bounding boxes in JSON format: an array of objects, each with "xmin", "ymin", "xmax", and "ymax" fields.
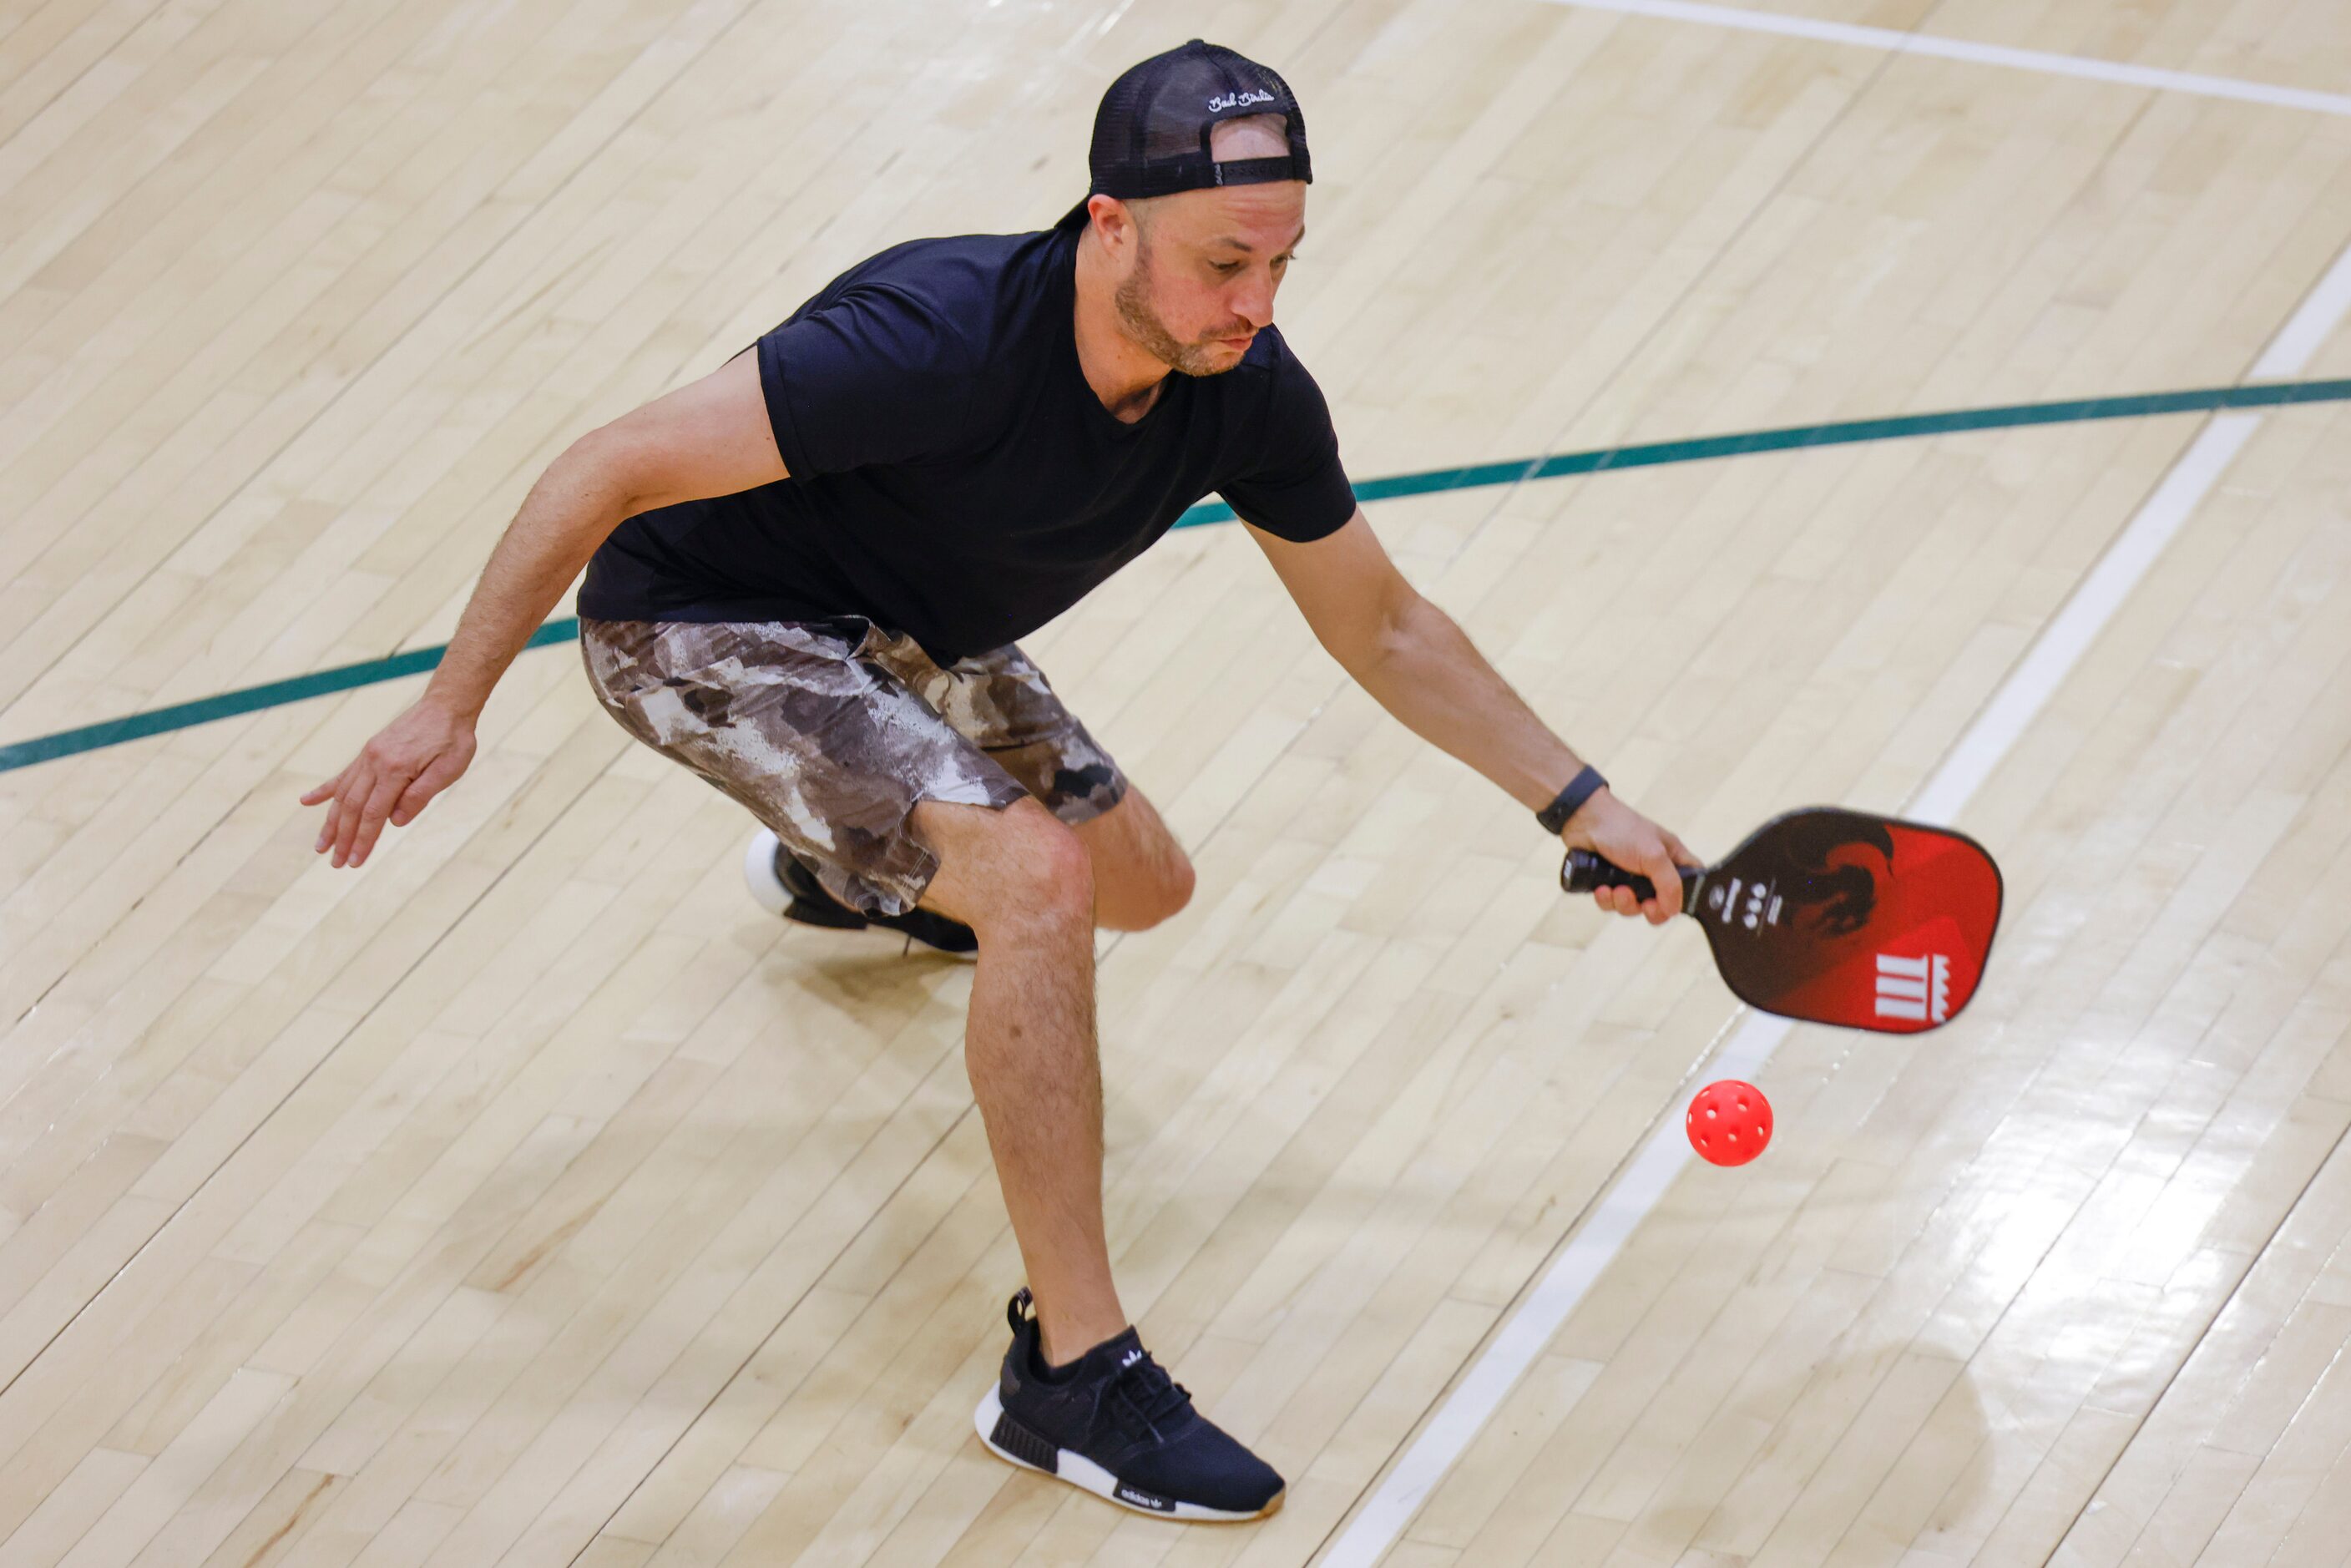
[{"xmin": 1536, "ymin": 765, "xmax": 1608, "ymax": 836}]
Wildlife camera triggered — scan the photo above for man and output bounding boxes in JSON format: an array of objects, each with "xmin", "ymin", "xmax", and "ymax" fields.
[{"xmin": 302, "ymin": 40, "xmax": 1697, "ymax": 1522}]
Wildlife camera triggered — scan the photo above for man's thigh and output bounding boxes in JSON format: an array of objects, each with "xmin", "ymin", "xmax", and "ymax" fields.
[
  {"xmin": 876, "ymin": 635, "xmax": 1188, "ymax": 924},
  {"xmin": 579, "ymin": 617, "xmax": 1029, "ymax": 918},
  {"xmin": 866, "ymin": 635, "xmax": 1130, "ymax": 828}
]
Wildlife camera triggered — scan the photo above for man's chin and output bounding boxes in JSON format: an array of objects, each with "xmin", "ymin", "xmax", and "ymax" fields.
[{"xmin": 1176, "ymin": 337, "xmax": 1254, "ymax": 376}]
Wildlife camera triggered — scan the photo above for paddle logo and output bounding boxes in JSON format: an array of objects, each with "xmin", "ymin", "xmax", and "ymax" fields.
[{"xmin": 1873, "ymin": 951, "xmax": 1950, "ymax": 1024}]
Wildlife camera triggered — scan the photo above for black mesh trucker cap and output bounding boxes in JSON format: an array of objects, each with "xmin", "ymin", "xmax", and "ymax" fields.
[{"xmin": 1079, "ymin": 40, "xmax": 1312, "ymax": 208}]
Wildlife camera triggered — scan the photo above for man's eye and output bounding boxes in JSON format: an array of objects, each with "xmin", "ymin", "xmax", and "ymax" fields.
[{"xmin": 1212, "ymin": 261, "xmax": 1242, "ymax": 276}]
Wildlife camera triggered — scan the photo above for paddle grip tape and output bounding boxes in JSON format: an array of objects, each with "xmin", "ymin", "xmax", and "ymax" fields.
[{"xmin": 1561, "ymin": 852, "xmax": 1704, "ymax": 907}]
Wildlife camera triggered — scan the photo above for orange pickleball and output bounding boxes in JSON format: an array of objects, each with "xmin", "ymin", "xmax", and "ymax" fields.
[{"xmin": 1686, "ymin": 1080, "xmax": 1772, "ymax": 1166}]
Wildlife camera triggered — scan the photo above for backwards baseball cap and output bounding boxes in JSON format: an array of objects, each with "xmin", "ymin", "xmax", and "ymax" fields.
[{"xmin": 1064, "ymin": 39, "xmax": 1311, "ymax": 225}]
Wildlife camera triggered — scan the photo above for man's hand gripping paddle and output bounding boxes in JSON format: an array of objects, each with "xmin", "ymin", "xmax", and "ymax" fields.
[{"xmin": 1565, "ymin": 807, "xmax": 2005, "ymax": 1034}]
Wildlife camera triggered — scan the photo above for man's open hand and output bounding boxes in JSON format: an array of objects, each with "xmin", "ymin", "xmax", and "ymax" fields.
[
  {"xmin": 1563, "ymin": 789, "xmax": 1701, "ymax": 923},
  {"xmin": 301, "ymin": 698, "xmax": 478, "ymax": 868}
]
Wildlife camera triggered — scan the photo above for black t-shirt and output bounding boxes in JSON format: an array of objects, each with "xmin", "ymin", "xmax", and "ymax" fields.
[{"xmin": 576, "ymin": 212, "xmax": 1357, "ymax": 662}]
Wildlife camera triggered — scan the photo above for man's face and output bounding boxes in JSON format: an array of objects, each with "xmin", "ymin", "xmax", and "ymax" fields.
[{"xmin": 1108, "ymin": 180, "xmax": 1307, "ymax": 377}]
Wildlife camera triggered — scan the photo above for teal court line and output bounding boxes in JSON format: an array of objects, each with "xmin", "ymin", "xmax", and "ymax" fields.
[{"xmin": 4, "ymin": 375, "xmax": 2348, "ymax": 776}]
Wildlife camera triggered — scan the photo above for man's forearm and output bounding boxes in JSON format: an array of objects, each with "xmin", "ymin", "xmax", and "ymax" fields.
[
  {"xmin": 1350, "ymin": 590, "xmax": 1585, "ymax": 812},
  {"xmin": 422, "ymin": 443, "xmax": 635, "ymax": 721}
]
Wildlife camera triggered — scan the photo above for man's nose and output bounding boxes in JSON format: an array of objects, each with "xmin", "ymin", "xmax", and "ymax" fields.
[{"xmin": 1232, "ymin": 276, "xmax": 1276, "ymax": 329}]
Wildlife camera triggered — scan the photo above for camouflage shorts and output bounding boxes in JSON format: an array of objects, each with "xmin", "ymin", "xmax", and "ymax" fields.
[{"xmin": 579, "ymin": 617, "xmax": 1126, "ymax": 918}]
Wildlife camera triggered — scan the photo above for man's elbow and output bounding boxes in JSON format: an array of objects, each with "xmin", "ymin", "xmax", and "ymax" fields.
[
  {"xmin": 560, "ymin": 427, "xmax": 659, "ymax": 520},
  {"xmin": 1341, "ymin": 586, "xmax": 1428, "ymax": 680}
]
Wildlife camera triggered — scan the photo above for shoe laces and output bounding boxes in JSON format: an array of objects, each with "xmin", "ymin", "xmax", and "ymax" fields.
[{"xmin": 1105, "ymin": 1348, "xmax": 1192, "ymax": 1440}]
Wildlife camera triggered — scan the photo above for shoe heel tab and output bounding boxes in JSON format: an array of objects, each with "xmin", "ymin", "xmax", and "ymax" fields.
[{"xmin": 1008, "ymin": 1287, "xmax": 1035, "ymax": 1336}]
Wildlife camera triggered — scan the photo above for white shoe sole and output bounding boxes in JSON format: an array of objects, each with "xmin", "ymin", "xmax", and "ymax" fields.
[
  {"xmin": 742, "ymin": 828, "xmax": 791, "ymax": 916},
  {"xmin": 742, "ymin": 828, "xmax": 978, "ymax": 962},
  {"xmin": 973, "ymin": 1386, "xmax": 1282, "ymax": 1523}
]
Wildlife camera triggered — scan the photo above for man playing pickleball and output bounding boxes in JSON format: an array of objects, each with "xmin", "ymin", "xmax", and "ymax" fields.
[{"xmin": 302, "ymin": 41, "xmax": 1697, "ymax": 1521}]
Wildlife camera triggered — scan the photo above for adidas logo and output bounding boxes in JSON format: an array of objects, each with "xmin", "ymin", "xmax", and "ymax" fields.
[
  {"xmin": 1115, "ymin": 1482, "xmax": 1176, "ymax": 1512},
  {"xmin": 1875, "ymin": 952, "xmax": 1950, "ymax": 1024},
  {"xmin": 1120, "ymin": 1348, "xmax": 1144, "ymax": 1369}
]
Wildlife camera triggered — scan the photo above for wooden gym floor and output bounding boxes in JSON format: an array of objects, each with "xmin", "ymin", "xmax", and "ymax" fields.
[{"xmin": 2, "ymin": 0, "xmax": 2349, "ymax": 1563}]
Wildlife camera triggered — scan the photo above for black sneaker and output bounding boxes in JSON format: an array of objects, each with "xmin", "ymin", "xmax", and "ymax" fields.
[
  {"xmin": 974, "ymin": 1288, "xmax": 1284, "ymax": 1521},
  {"xmin": 741, "ymin": 828, "xmax": 978, "ymax": 959}
]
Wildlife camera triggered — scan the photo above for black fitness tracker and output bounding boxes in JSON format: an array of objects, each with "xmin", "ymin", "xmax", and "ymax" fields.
[{"xmin": 1536, "ymin": 765, "xmax": 1609, "ymax": 836}]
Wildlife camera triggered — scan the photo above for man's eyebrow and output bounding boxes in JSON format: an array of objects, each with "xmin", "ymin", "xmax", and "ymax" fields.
[{"xmin": 1206, "ymin": 225, "xmax": 1308, "ymax": 254}]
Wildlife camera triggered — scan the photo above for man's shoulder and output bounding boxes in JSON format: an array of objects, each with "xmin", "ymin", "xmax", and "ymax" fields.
[
  {"xmin": 749, "ymin": 226, "xmax": 1068, "ymax": 467},
  {"xmin": 1222, "ymin": 326, "xmax": 1327, "ymax": 409},
  {"xmin": 834, "ymin": 228, "xmax": 1047, "ymax": 290},
  {"xmin": 1222, "ymin": 323, "xmax": 1307, "ymax": 381},
  {"xmin": 795, "ymin": 228, "xmax": 1062, "ymax": 355}
]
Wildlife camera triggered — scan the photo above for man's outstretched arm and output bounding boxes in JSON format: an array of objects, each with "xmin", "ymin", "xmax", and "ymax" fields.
[
  {"xmin": 1246, "ymin": 510, "xmax": 1700, "ymax": 921},
  {"xmin": 302, "ymin": 350, "xmax": 785, "ymax": 867}
]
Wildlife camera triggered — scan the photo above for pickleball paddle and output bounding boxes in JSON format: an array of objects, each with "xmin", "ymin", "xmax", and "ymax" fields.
[{"xmin": 1564, "ymin": 807, "xmax": 2003, "ymax": 1033}]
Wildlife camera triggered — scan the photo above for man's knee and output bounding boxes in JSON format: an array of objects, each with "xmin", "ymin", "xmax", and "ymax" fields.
[
  {"xmin": 918, "ymin": 797, "xmax": 1095, "ymax": 931},
  {"xmin": 1012, "ymin": 817, "xmax": 1097, "ymax": 926}
]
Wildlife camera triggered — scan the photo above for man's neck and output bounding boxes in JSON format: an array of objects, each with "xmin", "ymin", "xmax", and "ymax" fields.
[{"xmin": 1072, "ymin": 230, "xmax": 1170, "ymax": 424}]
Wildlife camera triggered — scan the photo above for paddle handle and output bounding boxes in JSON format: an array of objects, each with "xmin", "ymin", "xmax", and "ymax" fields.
[{"xmin": 1562, "ymin": 851, "xmax": 1704, "ymax": 910}]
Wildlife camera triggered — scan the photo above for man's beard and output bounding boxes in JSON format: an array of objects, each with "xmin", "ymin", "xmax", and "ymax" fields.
[{"xmin": 1114, "ymin": 249, "xmax": 1251, "ymax": 377}]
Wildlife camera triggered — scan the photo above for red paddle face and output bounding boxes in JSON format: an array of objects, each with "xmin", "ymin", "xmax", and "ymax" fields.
[{"xmin": 1698, "ymin": 811, "xmax": 2003, "ymax": 1033}]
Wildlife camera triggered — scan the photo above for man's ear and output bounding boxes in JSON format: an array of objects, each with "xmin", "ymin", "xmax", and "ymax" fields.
[
  {"xmin": 1085, "ymin": 194, "xmax": 1130, "ymax": 256},
  {"xmin": 1087, "ymin": 194, "xmax": 1154, "ymax": 262}
]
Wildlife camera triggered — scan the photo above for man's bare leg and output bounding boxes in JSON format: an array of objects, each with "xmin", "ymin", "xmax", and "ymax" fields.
[
  {"xmin": 1070, "ymin": 786, "xmax": 1195, "ymax": 932},
  {"xmin": 914, "ymin": 795, "xmax": 1125, "ymax": 1365}
]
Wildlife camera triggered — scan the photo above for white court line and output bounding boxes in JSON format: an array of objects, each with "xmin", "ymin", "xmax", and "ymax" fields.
[
  {"xmin": 1542, "ymin": 0, "xmax": 2351, "ymax": 119},
  {"xmin": 1321, "ymin": 235, "xmax": 2351, "ymax": 1567}
]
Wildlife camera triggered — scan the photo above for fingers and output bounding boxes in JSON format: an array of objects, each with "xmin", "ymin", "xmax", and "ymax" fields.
[
  {"xmin": 1640, "ymin": 842, "xmax": 1683, "ymax": 922},
  {"xmin": 399, "ymin": 737, "xmax": 478, "ymax": 827},
  {"xmin": 322, "ymin": 761, "xmax": 389, "ymax": 867},
  {"xmin": 1571, "ymin": 802, "xmax": 1696, "ymax": 924},
  {"xmin": 310, "ymin": 779, "xmax": 345, "ymax": 852},
  {"xmin": 391, "ymin": 752, "xmax": 461, "ymax": 828},
  {"xmin": 326, "ymin": 772, "xmax": 371, "ymax": 866},
  {"xmin": 303, "ymin": 711, "xmax": 472, "ymax": 867},
  {"xmin": 305, "ymin": 766, "xmax": 351, "ymax": 846},
  {"xmin": 1584, "ymin": 841, "xmax": 1682, "ymax": 922},
  {"xmin": 340, "ymin": 771, "xmax": 407, "ymax": 867}
]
